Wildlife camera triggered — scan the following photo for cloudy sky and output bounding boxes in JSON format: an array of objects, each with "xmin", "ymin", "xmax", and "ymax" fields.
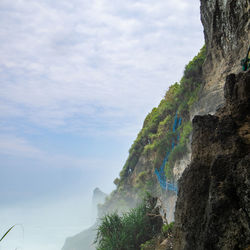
[{"xmin": 0, "ymin": 0, "xmax": 204, "ymax": 249}]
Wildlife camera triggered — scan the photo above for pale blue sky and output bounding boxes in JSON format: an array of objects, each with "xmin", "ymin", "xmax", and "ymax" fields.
[{"xmin": 0, "ymin": 0, "xmax": 204, "ymax": 249}]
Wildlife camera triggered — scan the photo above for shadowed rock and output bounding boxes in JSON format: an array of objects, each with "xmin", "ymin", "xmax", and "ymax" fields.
[{"xmin": 174, "ymin": 70, "xmax": 250, "ymax": 250}]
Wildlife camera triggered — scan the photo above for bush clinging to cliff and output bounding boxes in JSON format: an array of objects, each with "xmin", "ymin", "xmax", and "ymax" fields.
[
  {"xmin": 95, "ymin": 196, "xmax": 162, "ymax": 250},
  {"xmin": 118, "ymin": 46, "xmax": 206, "ymax": 186}
]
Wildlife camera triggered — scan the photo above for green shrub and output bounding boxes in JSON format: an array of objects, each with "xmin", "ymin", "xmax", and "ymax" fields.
[
  {"xmin": 179, "ymin": 121, "xmax": 192, "ymax": 145},
  {"xmin": 183, "ymin": 45, "xmax": 206, "ymax": 82},
  {"xmin": 164, "ymin": 162, "xmax": 172, "ymax": 180},
  {"xmin": 95, "ymin": 197, "xmax": 162, "ymax": 250},
  {"xmin": 135, "ymin": 171, "xmax": 148, "ymax": 189},
  {"xmin": 140, "ymin": 238, "xmax": 157, "ymax": 250},
  {"xmin": 162, "ymin": 222, "xmax": 175, "ymax": 236},
  {"xmin": 113, "ymin": 178, "xmax": 120, "ymax": 186},
  {"xmin": 187, "ymin": 85, "xmax": 201, "ymax": 108}
]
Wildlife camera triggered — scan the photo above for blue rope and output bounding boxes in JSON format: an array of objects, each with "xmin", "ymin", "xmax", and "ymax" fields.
[
  {"xmin": 154, "ymin": 112, "xmax": 182, "ymax": 194},
  {"xmin": 178, "ymin": 117, "xmax": 182, "ymax": 127},
  {"xmin": 172, "ymin": 113, "xmax": 178, "ymax": 132},
  {"xmin": 177, "ymin": 117, "xmax": 182, "ymax": 142}
]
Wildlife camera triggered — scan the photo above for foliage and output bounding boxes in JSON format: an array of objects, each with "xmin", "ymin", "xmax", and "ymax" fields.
[
  {"xmin": 183, "ymin": 45, "xmax": 206, "ymax": 82},
  {"xmin": 135, "ymin": 171, "xmax": 147, "ymax": 188},
  {"xmin": 179, "ymin": 121, "xmax": 192, "ymax": 145},
  {"xmin": 187, "ymin": 85, "xmax": 201, "ymax": 108},
  {"xmin": 95, "ymin": 196, "xmax": 162, "ymax": 250},
  {"xmin": 162, "ymin": 222, "xmax": 174, "ymax": 235},
  {"xmin": 135, "ymin": 180, "xmax": 156, "ymax": 200},
  {"xmin": 164, "ymin": 162, "xmax": 172, "ymax": 180},
  {"xmin": 0, "ymin": 225, "xmax": 15, "ymax": 242},
  {"xmin": 114, "ymin": 45, "xmax": 206, "ymax": 194},
  {"xmin": 164, "ymin": 121, "xmax": 192, "ymax": 179},
  {"xmin": 140, "ymin": 238, "xmax": 157, "ymax": 250},
  {"xmin": 113, "ymin": 178, "xmax": 120, "ymax": 186},
  {"xmin": 168, "ymin": 144, "xmax": 186, "ymax": 166},
  {"xmin": 98, "ymin": 46, "xmax": 207, "ymax": 249}
]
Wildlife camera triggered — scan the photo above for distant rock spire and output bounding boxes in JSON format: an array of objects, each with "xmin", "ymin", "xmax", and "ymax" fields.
[{"xmin": 91, "ymin": 187, "xmax": 107, "ymax": 222}]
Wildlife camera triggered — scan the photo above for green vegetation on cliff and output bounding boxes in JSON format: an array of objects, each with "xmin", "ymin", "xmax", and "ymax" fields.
[
  {"xmin": 116, "ymin": 46, "xmax": 206, "ymax": 187},
  {"xmin": 100, "ymin": 46, "xmax": 206, "ymax": 215},
  {"xmin": 95, "ymin": 196, "xmax": 163, "ymax": 250}
]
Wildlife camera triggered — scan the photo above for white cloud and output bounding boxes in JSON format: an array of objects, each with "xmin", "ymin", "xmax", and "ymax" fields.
[
  {"xmin": 0, "ymin": 0, "xmax": 204, "ymax": 135},
  {"xmin": 0, "ymin": 133, "xmax": 120, "ymax": 170},
  {"xmin": 0, "ymin": 134, "xmax": 43, "ymax": 158}
]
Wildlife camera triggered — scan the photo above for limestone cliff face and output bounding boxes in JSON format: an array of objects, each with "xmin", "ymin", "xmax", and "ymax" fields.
[
  {"xmin": 191, "ymin": 0, "xmax": 250, "ymax": 117},
  {"xmin": 172, "ymin": 1, "xmax": 250, "ymax": 249},
  {"xmin": 172, "ymin": 145, "xmax": 191, "ymax": 182},
  {"xmin": 174, "ymin": 70, "xmax": 250, "ymax": 250}
]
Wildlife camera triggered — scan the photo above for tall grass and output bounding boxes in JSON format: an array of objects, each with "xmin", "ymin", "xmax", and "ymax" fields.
[{"xmin": 95, "ymin": 196, "xmax": 163, "ymax": 250}]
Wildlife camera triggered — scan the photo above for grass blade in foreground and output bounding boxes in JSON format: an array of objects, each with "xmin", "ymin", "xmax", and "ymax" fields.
[{"xmin": 0, "ymin": 225, "xmax": 15, "ymax": 242}]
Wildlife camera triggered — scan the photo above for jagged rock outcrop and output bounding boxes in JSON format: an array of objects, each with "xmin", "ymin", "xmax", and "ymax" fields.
[
  {"xmin": 92, "ymin": 188, "xmax": 107, "ymax": 221},
  {"xmin": 191, "ymin": 0, "xmax": 249, "ymax": 117},
  {"xmin": 62, "ymin": 188, "xmax": 106, "ymax": 250},
  {"xmin": 174, "ymin": 70, "xmax": 250, "ymax": 250}
]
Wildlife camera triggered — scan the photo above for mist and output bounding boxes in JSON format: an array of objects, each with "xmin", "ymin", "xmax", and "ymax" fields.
[
  {"xmin": 0, "ymin": 192, "xmax": 95, "ymax": 250},
  {"xmin": 0, "ymin": 151, "xmax": 124, "ymax": 250}
]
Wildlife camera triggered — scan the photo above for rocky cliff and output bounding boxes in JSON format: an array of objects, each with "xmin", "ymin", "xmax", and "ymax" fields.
[
  {"xmin": 173, "ymin": 1, "xmax": 250, "ymax": 249},
  {"xmin": 97, "ymin": 0, "xmax": 250, "ymax": 224},
  {"xmin": 98, "ymin": 58, "xmax": 203, "ymax": 223},
  {"xmin": 174, "ymin": 69, "xmax": 250, "ymax": 250},
  {"xmin": 97, "ymin": 45, "xmax": 206, "ymax": 223},
  {"xmin": 62, "ymin": 0, "xmax": 250, "ymax": 248},
  {"xmin": 191, "ymin": 0, "xmax": 249, "ymax": 118}
]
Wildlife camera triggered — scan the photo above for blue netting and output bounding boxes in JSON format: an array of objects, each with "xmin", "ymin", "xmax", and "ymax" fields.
[
  {"xmin": 177, "ymin": 118, "xmax": 182, "ymax": 142},
  {"xmin": 171, "ymin": 141, "xmax": 175, "ymax": 150},
  {"xmin": 155, "ymin": 168, "xmax": 166, "ymax": 189},
  {"xmin": 154, "ymin": 112, "xmax": 182, "ymax": 194},
  {"xmin": 177, "ymin": 134, "xmax": 180, "ymax": 142},
  {"xmin": 166, "ymin": 182, "xmax": 178, "ymax": 192},
  {"xmin": 178, "ymin": 117, "xmax": 182, "ymax": 127},
  {"xmin": 172, "ymin": 113, "xmax": 178, "ymax": 132}
]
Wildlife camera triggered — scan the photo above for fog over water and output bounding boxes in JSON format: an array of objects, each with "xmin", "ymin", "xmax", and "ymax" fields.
[
  {"xmin": 0, "ymin": 0, "xmax": 203, "ymax": 249},
  {"xmin": 0, "ymin": 153, "xmax": 123, "ymax": 249},
  {"xmin": 0, "ymin": 194, "xmax": 92, "ymax": 250}
]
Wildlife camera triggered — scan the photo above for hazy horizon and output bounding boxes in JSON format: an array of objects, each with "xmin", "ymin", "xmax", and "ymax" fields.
[{"xmin": 0, "ymin": 0, "xmax": 203, "ymax": 249}]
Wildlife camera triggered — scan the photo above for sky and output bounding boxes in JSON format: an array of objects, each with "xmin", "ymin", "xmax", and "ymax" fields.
[{"xmin": 0, "ymin": 0, "xmax": 204, "ymax": 249}]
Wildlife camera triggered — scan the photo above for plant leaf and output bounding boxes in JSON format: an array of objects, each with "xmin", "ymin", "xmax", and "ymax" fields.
[{"xmin": 0, "ymin": 225, "xmax": 15, "ymax": 242}]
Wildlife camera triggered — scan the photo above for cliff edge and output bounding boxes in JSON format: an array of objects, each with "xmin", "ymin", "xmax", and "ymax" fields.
[
  {"xmin": 174, "ymin": 70, "xmax": 250, "ymax": 249},
  {"xmin": 174, "ymin": 1, "xmax": 250, "ymax": 249},
  {"xmin": 191, "ymin": 0, "xmax": 249, "ymax": 117}
]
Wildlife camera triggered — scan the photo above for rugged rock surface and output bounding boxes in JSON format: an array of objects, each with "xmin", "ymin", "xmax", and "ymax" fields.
[
  {"xmin": 91, "ymin": 188, "xmax": 107, "ymax": 221},
  {"xmin": 99, "ymin": 150, "xmax": 179, "ymax": 222},
  {"xmin": 192, "ymin": 0, "xmax": 250, "ymax": 117},
  {"xmin": 174, "ymin": 70, "xmax": 250, "ymax": 250}
]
